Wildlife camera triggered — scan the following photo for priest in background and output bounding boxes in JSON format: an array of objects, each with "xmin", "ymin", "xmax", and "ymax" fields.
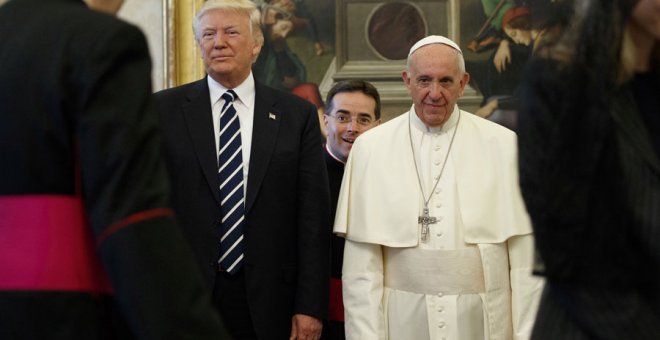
[{"xmin": 322, "ymin": 80, "xmax": 381, "ymax": 339}]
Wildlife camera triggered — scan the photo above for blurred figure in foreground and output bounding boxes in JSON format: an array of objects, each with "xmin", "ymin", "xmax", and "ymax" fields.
[
  {"xmin": 518, "ymin": 0, "xmax": 660, "ymax": 338},
  {"xmin": 0, "ymin": 0, "xmax": 231, "ymax": 339}
]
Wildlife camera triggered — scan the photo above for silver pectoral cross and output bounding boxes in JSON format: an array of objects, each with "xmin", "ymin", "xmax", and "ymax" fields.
[{"xmin": 418, "ymin": 207, "xmax": 437, "ymax": 242}]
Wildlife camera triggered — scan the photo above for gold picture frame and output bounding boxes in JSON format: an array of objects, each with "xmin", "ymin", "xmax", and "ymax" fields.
[{"xmin": 163, "ymin": 0, "xmax": 206, "ymax": 87}]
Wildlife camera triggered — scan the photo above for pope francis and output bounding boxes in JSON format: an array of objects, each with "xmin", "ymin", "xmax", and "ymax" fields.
[{"xmin": 334, "ymin": 35, "xmax": 543, "ymax": 340}]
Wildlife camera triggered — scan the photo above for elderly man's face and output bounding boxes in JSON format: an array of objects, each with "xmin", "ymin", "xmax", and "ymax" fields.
[
  {"xmin": 197, "ymin": 9, "xmax": 262, "ymax": 87},
  {"xmin": 402, "ymin": 44, "xmax": 469, "ymax": 128}
]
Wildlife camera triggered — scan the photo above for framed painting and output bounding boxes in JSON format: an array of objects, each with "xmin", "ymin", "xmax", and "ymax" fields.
[{"xmin": 163, "ymin": 0, "xmax": 541, "ymax": 124}]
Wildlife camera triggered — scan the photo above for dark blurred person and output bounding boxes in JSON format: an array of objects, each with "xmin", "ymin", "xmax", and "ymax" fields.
[
  {"xmin": 519, "ymin": 0, "xmax": 660, "ymax": 338},
  {"xmin": 0, "ymin": 0, "xmax": 231, "ymax": 339}
]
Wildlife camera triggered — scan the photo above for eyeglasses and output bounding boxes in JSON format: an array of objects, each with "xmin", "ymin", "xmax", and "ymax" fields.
[{"xmin": 327, "ymin": 113, "xmax": 375, "ymax": 127}]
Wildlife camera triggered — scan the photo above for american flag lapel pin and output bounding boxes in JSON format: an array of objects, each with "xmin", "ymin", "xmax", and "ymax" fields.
[{"xmin": 268, "ymin": 112, "xmax": 277, "ymax": 120}]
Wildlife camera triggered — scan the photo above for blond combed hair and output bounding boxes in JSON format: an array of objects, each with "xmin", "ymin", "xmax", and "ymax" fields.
[{"xmin": 192, "ymin": 0, "xmax": 264, "ymax": 47}]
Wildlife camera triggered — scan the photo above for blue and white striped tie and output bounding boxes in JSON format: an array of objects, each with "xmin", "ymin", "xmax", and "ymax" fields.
[{"xmin": 217, "ymin": 90, "xmax": 244, "ymax": 274}]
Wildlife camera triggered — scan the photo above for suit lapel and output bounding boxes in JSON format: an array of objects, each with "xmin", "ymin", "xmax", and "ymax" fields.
[
  {"xmin": 182, "ymin": 78, "xmax": 222, "ymax": 206},
  {"xmin": 611, "ymin": 87, "xmax": 660, "ymax": 175},
  {"xmin": 246, "ymin": 83, "xmax": 280, "ymax": 212}
]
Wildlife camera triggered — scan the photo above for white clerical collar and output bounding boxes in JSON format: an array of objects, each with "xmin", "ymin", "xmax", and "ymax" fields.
[
  {"xmin": 207, "ymin": 72, "xmax": 256, "ymax": 110},
  {"xmin": 409, "ymin": 104, "xmax": 460, "ymax": 134},
  {"xmin": 325, "ymin": 143, "xmax": 346, "ymax": 165}
]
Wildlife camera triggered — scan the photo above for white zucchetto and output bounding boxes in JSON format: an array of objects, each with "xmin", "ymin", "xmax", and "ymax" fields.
[{"xmin": 408, "ymin": 35, "xmax": 462, "ymax": 57}]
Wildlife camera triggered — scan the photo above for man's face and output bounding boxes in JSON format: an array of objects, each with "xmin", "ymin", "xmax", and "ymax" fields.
[
  {"xmin": 198, "ymin": 9, "xmax": 262, "ymax": 87},
  {"xmin": 402, "ymin": 44, "xmax": 469, "ymax": 128},
  {"xmin": 324, "ymin": 91, "xmax": 380, "ymax": 162}
]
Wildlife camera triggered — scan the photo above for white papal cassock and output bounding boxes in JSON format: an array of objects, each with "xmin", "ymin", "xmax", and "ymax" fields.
[{"xmin": 334, "ymin": 105, "xmax": 543, "ymax": 340}]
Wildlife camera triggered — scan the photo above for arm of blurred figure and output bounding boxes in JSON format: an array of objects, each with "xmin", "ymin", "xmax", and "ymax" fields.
[
  {"xmin": 518, "ymin": 58, "xmax": 584, "ymax": 281},
  {"xmin": 76, "ymin": 23, "xmax": 232, "ymax": 340}
]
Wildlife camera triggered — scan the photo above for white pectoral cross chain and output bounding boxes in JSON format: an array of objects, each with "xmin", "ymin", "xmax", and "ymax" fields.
[
  {"xmin": 408, "ymin": 110, "xmax": 461, "ymax": 243},
  {"xmin": 418, "ymin": 207, "xmax": 438, "ymax": 241}
]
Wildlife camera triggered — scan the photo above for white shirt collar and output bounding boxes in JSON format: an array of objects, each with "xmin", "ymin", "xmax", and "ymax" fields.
[
  {"xmin": 325, "ymin": 143, "xmax": 346, "ymax": 165},
  {"xmin": 207, "ymin": 72, "xmax": 256, "ymax": 110}
]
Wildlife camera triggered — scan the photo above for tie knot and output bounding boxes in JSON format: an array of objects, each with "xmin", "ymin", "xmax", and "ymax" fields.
[{"xmin": 222, "ymin": 90, "xmax": 237, "ymax": 103}]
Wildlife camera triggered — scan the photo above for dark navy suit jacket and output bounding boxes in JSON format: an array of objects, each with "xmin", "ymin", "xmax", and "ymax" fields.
[{"xmin": 156, "ymin": 77, "xmax": 331, "ymax": 339}]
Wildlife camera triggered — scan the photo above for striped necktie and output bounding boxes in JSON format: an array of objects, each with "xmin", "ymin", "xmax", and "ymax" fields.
[{"xmin": 217, "ymin": 90, "xmax": 244, "ymax": 274}]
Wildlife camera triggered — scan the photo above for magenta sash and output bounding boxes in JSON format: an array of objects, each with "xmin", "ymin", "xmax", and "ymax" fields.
[{"xmin": 0, "ymin": 195, "xmax": 113, "ymax": 293}]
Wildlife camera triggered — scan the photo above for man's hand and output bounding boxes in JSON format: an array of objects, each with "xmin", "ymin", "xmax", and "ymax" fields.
[{"xmin": 289, "ymin": 314, "xmax": 322, "ymax": 340}]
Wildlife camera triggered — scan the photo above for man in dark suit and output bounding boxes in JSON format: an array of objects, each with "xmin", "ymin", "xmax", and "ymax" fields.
[
  {"xmin": 155, "ymin": 0, "xmax": 330, "ymax": 339},
  {"xmin": 0, "ymin": 0, "xmax": 230, "ymax": 339}
]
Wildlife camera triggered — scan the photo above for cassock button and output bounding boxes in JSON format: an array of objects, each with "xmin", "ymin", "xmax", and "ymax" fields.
[
  {"xmin": 437, "ymin": 292, "xmax": 444, "ymax": 297},
  {"xmin": 438, "ymin": 322, "xmax": 446, "ymax": 328}
]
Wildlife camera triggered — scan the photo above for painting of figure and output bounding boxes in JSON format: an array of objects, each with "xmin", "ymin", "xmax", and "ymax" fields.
[{"xmin": 461, "ymin": 0, "xmax": 569, "ymax": 130}]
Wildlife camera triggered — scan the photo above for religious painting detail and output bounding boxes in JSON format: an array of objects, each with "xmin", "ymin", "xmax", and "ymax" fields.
[
  {"xmin": 251, "ymin": 0, "xmax": 334, "ymax": 108},
  {"xmin": 367, "ymin": 2, "xmax": 427, "ymax": 61},
  {"xmin": 165, "ymin": 0, "xmax": 564, "ymax": 124},
  {"xmin": 461, "ymin": 0, "xmax": 564, "ymax": 130}
]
